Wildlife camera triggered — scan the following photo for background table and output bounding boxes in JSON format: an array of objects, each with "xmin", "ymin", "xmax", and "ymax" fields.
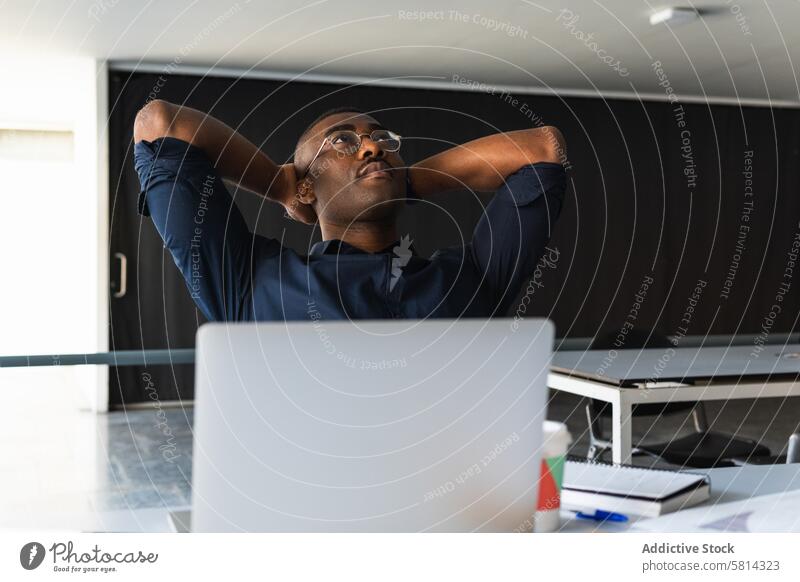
[{"xmin": 549, "ymin": 344, "xmax": 800, "ymax": 463}]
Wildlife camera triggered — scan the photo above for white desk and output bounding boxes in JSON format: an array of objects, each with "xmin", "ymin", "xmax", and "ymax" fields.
[
  {"xmin": 26, "ymin": 465, "xmax": 798, "ymax": 533},
  {"xmin": 549, "ymin": 344, "xmax": 800, "ymax": 464},
  {"xmin": 77, "ymin": 464, "xmax": 800, "ymax": 533}
]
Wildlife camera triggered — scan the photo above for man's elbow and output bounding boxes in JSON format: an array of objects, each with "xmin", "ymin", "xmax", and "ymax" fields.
[
  {"xmin": 133, "ymin": 99, "xmax": 175, "ymax": 143},
  {"xmin": 537, "ymin": 126, "xmax": 567, "ymax": 165}
]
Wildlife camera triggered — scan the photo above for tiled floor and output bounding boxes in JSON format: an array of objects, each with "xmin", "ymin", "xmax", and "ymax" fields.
[
  {"xmin": 93, "ymin": 408, "xmax": 193, "ymax": 512},
  {"xmin": 2, "ymin": 375, "xmax": 798, "ymax": 531},
  {"xmin": 0, "ymin": 378, "xmax": 192, "ymax": 531}
]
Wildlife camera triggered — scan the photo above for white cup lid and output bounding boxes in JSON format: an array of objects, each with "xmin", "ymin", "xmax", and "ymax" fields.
[{"xmin": 542, "ymin": 420, "xmax": 572, "ymax": 456}]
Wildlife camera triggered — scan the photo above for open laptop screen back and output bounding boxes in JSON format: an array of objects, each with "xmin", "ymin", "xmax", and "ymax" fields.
[{"xmin": 191, "ymin": 318, "xmax": 553, "ymax": 532}]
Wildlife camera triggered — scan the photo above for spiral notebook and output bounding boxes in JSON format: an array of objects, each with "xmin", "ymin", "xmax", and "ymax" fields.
[{"xmin": 562, "ymin": 457, "xmax": 711, "ymax": 518}]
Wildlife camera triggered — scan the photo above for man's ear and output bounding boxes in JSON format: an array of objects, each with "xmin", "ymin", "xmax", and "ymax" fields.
[{"xmin": 296, "ymin": 177, "xmax": 316, "ymax": 205}]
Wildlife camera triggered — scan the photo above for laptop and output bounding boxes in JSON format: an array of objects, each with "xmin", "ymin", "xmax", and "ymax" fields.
[{"xmin": 190, "ymin": 318, "xmax": 554, "ymax": 532}]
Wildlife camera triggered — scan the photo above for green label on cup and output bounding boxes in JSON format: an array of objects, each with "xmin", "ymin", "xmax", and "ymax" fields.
[{"xmin": 537, "ymin": 455, "xmax": 566, "ymax": 511}]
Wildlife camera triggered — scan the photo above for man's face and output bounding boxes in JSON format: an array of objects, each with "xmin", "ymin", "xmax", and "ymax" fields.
[{"xmin": 294, "ymin": 112, "xmax": 407, "ymax": 225}]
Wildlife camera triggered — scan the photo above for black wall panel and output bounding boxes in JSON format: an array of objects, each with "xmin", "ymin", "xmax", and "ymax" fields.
[{"xmin": 108, "ymin": 70, "xmax": 800, "ymax": 405}]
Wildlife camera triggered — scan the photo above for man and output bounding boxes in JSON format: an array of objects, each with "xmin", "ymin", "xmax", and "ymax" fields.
[{"xmin": 133, "ymin": 100, "xmax": 567, "ymax": 321}]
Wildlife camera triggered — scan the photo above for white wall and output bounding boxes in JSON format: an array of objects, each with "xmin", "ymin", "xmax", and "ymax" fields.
[{"xmin": 0, "ymin": 57, "xmax": 109, "ymax": 412}]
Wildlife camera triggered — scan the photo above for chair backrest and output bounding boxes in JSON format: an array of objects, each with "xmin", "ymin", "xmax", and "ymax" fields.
[{"xmin": 787, "ymin": 434, "xmax": 799, "ymax": 464}]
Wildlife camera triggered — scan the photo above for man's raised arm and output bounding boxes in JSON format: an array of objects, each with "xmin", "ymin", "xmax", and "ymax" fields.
[
  {"xmin": 407, "ymin": 126, "xmax": 566, "ymax": 196},
  {"xmin": 407, "ymin": 126, "xmax": 568, "ymax": 315},
  {"xmin": 134, "ymin": 99, "xmax": 314, "ymax": 223}
]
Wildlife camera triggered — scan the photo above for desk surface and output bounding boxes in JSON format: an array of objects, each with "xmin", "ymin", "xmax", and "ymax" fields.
[
  {"xmin": 551, "ymin": 344, "xmax": 800, "ymax": 385},
  {"xmin": 55, "ymin": 464, "xmax": 797, "ymax": 533}
]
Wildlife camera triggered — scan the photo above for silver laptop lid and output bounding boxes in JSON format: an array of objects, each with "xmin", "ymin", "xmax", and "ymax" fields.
[{"xmin": 192, "ymin": 318, "xmax": 553, "ymax": 532}]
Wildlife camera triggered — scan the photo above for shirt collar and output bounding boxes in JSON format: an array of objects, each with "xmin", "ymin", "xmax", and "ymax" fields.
[{"xmin": 309, "ymin": 239, "xmax": 418, "ymax": 257}]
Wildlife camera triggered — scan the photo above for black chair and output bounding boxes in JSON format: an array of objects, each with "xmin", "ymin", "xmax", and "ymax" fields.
[
  {"xmin": 728, "ymin": 433, "xmax": 799, "ymax": 466},
  {"xmin": 585, "ymin": 328, "xmax": 771, "ymax": 468}
]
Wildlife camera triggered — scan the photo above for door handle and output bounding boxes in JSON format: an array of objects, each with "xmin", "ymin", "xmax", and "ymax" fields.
[{"xmin": 113, "ymin": 252, "xmax": 127, "ymax": 298}]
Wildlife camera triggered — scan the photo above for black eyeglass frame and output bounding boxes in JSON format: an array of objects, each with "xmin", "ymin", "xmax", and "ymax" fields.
[{"xmin": 304, "ymin": 129, "xmax": 403, "ymax": 175}]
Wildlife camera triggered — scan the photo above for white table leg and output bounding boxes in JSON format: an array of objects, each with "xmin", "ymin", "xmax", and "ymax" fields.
[{"xmin": 611, "ymin": 396, "xmax": 633, "ymax": 464}]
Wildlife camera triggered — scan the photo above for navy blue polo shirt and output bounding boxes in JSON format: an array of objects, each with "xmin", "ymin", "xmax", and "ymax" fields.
[{"xmin": 134, "ymin": 137, "xmax": 566, "ymax": 322}]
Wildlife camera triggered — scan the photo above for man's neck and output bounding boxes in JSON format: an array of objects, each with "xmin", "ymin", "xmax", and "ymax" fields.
[{"xmin": 320, "ymin": 221, "xmax": 399, "ymax": 254}]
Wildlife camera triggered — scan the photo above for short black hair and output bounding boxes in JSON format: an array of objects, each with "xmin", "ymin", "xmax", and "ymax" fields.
[
  {"xmin": 306, "ymin": 106, "xmax": 365, "ymax": 133},
  {"xmin": 296, "ymin": 106, "xmax": 366, "ymax": 151}
]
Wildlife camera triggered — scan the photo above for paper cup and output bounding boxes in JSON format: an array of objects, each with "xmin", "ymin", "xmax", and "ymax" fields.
[{"xmin": 534, "ymin": 421, "xmax": 572, "ymax": 532}]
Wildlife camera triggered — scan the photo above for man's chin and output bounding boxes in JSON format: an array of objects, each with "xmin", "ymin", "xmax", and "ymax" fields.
[
  {"xmin": 350, "ymin": 190, "xmax": 406, "ymax": 221},
  {"xmin": 355, "ymin": 182, "xmax": 404, "ymax": 205}
]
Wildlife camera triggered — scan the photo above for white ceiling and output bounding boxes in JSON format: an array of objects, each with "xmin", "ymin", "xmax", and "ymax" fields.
[{"xmin": 2, "ymin": 0, "xmax": 799, "ymax": 105}]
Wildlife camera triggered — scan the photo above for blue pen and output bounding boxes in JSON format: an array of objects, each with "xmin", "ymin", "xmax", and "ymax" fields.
[{"xmin": 574, "ymin": 509, "xmax": 629, "ymax": 523}]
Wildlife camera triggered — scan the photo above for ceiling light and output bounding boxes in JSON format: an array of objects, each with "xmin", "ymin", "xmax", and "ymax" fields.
[{"xmin": 649, "ymin": 7, "xmax": 699, "ymax": 26}]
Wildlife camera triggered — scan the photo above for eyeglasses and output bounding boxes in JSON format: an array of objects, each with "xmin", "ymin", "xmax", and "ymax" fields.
[{"xmin": 306, "ymin": 129, "xmax": 402, "ymax": 174}]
